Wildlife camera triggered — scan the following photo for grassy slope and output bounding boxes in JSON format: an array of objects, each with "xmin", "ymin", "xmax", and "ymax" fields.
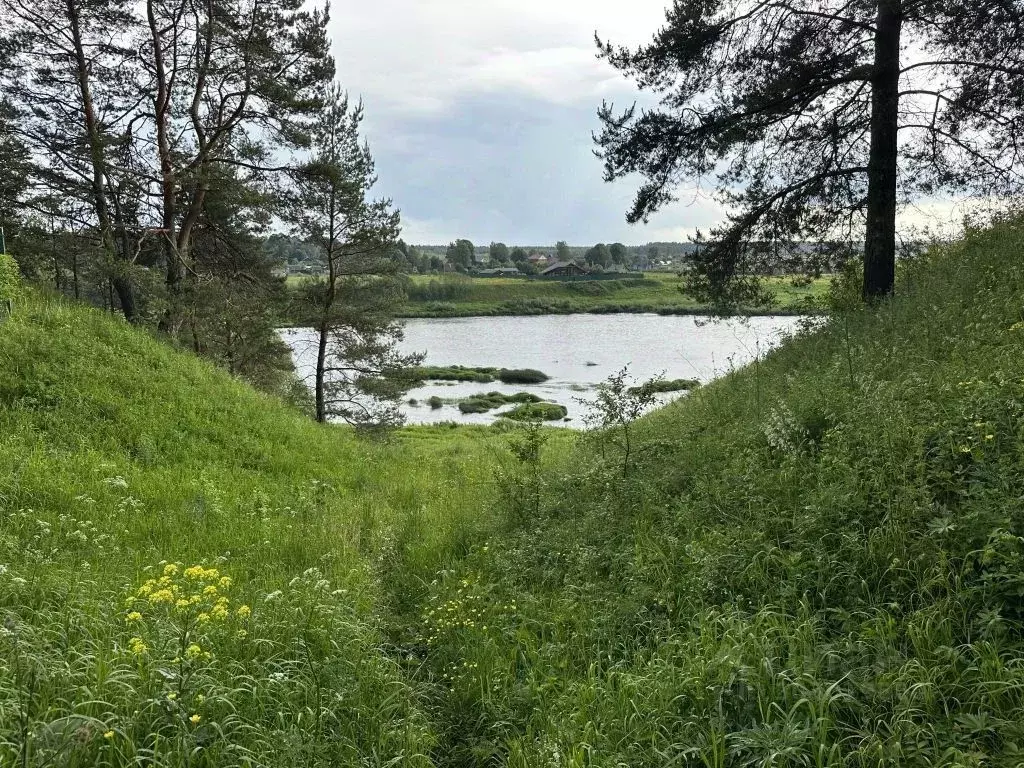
[
  {"xmin": 396, "ymin": 219, "xmax": 1024, "ymax": 766},
  {"xmin": 0, "ymin": 290, "xmax": 541, "ymax": 766},
  {"xmin": 5, "ymin": 217, "xmax": 1024, "ymax": 767}
]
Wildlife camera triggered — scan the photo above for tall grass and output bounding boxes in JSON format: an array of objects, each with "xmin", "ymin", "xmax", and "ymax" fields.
[
  {"xmin": 0, "ymin": 290, "xmax": 547, "ymax": 765},
  {"xmin": 396, "ymin": 217, "xmax": 1024, "ymax": 766},
  {"xmin": 5, "ymin": 216, "xmax": 1024, "ymax": 766}
]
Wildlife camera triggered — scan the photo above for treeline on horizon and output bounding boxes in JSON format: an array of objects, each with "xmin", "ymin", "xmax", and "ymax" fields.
[{"xmin": 277, "ymin": 234, "xmax": 875, "ymax": 278}]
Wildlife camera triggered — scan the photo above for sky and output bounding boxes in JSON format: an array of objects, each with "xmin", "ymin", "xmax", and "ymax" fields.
[
  {"xmin": 327, "ymin": 0, "xmax": 728, "ymax": 246},
  {"xmin": 327, "ymin": 1, "xmax": 982, "ymax": 248}
]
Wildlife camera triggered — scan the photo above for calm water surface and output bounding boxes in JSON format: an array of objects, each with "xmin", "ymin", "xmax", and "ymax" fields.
[{"xmin": 282, "ymin": 313, "xmax": 805, "ymax": 426}]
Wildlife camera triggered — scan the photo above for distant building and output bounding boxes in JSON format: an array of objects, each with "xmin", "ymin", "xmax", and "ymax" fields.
[
  {"xmin": 541, "ymin": 261, "xmax": 587, "ymax": 278},
  {"xmin": 528, "ymin": 253, "xmax": 550, "ymax": 265}
]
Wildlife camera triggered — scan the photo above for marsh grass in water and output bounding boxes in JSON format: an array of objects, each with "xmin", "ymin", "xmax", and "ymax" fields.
[
  {"xmin": 400, "ymin": 366, "xmax": 550, "ymax": 386},
  {"xmin": 457, "ymin": 392, "xmax": 541, "ymax": 414}
]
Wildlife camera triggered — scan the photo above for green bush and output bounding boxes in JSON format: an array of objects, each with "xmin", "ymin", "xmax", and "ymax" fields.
[
  {"xmin": 497, "ymin": 368, "xmax": 549, "ymax": 384},
  {"xmin": 0, "ymin": 252, "xmax": 20, "ymax": 306},
  {"xmin": 628, "ymin": 377, "xmax": 700, "ymax": 394},
  {"xmin": 500, "ymin": 401, "xmax": 567, "ymax": 421},
  {"xmin": 458, "ymin": 391, "xmax": 541, "ymax": 413}
]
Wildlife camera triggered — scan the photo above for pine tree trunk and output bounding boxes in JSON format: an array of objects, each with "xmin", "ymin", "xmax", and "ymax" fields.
[
  {"xmin": 68, "ymin": 0, "xmax": 137, "ymax": 322},
  {"xmin": 863, "ymin": 0, "xmax": 902, "ymax": 301},
  {"xmin": 315, "ymin": 321, "xmax": 328, "ymax": 423}
]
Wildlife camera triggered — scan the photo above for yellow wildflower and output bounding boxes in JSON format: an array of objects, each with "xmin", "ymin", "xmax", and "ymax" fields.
[
  {"xmin": 149, "ymin": 589, "xmax": 174, "ymax": 605},
  {"xmin": 218, "ymin": 576, "xmax": 232, "ymax": 589},
  {"xmin": 236, "ymin": 604, "xmax": 251, "ymax": 619},
  {"xmin": 137, "ymin": 581, "xmax": 154, "ymax": 597},
  {"xmin": 210, "ymin": 604, "xmax": 228, "ymax": 620},
  {"xmin": 163, "ymin": 564, "xmax": 179, "ymax": 577},
  {"xmin": 167, "ymin": 691, "xmax": 177, "ymax": 700},
  {"xmin": 174, "ymin": 599, "xmax": 190, "ymax": 612},
  {"xmin": 125, "ymin": 611, "xmax": 142, "ymax": 623},
  {"xmin": 189, "ymin": 714, "xmax": 201, "ymax": 725},
  {"xmin": 103, "ymin": 730, "xmax": 115, "ymax": 740},
  {"xmin": 184, "ymin": 565, "xmax": 205, "ymax": 580},
  {"xmin": 185, "ymin": 644, "xmax": 203, "ymax": 660},
  {"xmin": 128, "ymin": 637, "xmax": 148, "ymax": 656},
  {"xmin": 197, "ymin": 612, "xmax": 210, "ymax": 624},
  {"xmin": 203, "ymin": 585, "xmax": 218, "ymax": 597}
]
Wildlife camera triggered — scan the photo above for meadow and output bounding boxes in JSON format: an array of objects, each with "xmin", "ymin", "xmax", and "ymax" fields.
[
  {"xmin": 3, "ymin": 215, "xmax": 1024, "ymax": 766},
  {"xmin": 288, "ymin": 272, "xmax": 830, "ymax": 319}
]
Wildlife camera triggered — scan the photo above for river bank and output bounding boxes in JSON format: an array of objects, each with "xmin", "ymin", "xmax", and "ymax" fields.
[{"xmin": 285, "ymin": 272, "xmax": 831, "ymax": 321}]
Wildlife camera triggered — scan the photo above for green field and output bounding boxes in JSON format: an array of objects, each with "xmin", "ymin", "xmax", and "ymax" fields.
[
  {"xmin": 288, "ymin": 272, "xmax": 830, "ymax": 319},
  {"xmin": 5, "ymin": 216, "xmax": 1024, "ymax": 766}
]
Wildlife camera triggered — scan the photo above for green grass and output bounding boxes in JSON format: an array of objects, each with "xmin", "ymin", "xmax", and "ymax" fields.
[
  {"xmin": 457, "ymin": 392, "xmax": 541, "ymax": 414},
  {"xmin": 498, "ymin": 401, "xmax": 569, "ymax": 422},
  {"xmin": 6, "ymin": 216, "xmax": 1024, "ymax": 766},
  {"xmin": 396, "ymin": 218, "xmax": 1024, "ymax": 766},
  {"xmin": 286, "ymin": 273, "xmax": 829, "ymax": 319},
  {"xmin": 396, "ymin": 273, "xmax": 829, "ymax": 318},
  {"xmin": 401, "ymin": 366, "xmax": 550, "ymax": 385},
  {"xmin": 0, "ymin": 289, "xmax": 572, "ymax": 765},
  {"xmin": 628, "ymin": 376, "xmax": 701, "ymax": 394}
]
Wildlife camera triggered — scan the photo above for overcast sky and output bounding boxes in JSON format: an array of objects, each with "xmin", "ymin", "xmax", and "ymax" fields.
[
  {"xmin": 327, "ymin": 2, "xmax": 981, "ymax": 247},
  {"xmin": 326, "ymin": 1, "xmax": 729, "ymax": 246}
]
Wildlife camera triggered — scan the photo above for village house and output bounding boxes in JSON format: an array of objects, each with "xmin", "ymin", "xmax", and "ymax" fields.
[{"xmin": 540, "ymin": 261, "xmax": 587, "ymax": 278}]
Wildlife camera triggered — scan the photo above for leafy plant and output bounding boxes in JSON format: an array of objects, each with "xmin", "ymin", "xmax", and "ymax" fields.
[{"xmin": 578, "ymin": 367, "xmax": 659, "ymax": 474}]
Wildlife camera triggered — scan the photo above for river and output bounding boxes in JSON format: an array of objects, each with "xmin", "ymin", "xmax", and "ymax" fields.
[{"xmin": 282, "ymin": 313, "xmax": 805, "ymax": 426}]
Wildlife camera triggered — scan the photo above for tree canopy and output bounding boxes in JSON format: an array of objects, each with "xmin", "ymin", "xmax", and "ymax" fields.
[{"xmin": 596, "ymin": 0, "xmax": 1024, "ymax": 303}]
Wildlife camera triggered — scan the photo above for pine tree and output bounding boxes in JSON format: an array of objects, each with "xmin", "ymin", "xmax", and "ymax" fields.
[
  {"xmin": 289, "ymin": 87, "xmax": 421, "ymax": 427},
  {"xmin": 596, "ymin": 1, "xmax": 1024, "ymax": 303}
]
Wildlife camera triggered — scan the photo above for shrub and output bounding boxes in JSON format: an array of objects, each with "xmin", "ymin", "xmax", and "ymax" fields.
[
  {"xmin": 497, "ymin": 368, "xmax": 549, "ymax": 384},
  {"xmin": 0, "ymin": 252, "xmax": 20, "ymax": 307},
  {"xmin": 403, "ymin": 365, "xmax": 498, "ymax": 383},
  {"xmin": 458, "ymin": 392, "xmax": 542, "ymax": 413},
  {"xmin": 500, "ymin": 402, "xmax": 567, "ymax": 421},
  {"xmin": 628, "ymin": 378, "xmax": 700, "ymax": 395}
]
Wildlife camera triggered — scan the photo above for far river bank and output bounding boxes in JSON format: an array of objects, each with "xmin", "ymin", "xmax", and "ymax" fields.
[{"xmin": 283, "ymin": 273, "xmax": 831, "ymax": 322}]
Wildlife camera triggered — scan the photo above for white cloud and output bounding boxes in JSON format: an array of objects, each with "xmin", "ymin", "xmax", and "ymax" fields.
[{"xmin": 329, "ymin": 0, "xmax": 671, "ymax": 115}]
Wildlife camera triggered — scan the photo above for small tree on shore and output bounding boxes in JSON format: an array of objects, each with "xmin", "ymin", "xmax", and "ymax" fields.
[
  {"xmin": 579, "ymin": 368, "xmax": 659, "ymax": 476},
  {"xmin": 290, "ymin": 86, "xmax": 421, "ymax": 427}
]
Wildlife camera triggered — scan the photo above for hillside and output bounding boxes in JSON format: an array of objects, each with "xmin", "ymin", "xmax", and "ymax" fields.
[
  {"xmin": 404, "ymin": 217, "xmax": 1024, "ymax": 766},
  {"xmin": 0, "ymin": 289, "xmax": 525, "ymax": 765},
  {"xmin": 2, "ymin": 215, "xmax": 1024, "ymax": 767}
]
